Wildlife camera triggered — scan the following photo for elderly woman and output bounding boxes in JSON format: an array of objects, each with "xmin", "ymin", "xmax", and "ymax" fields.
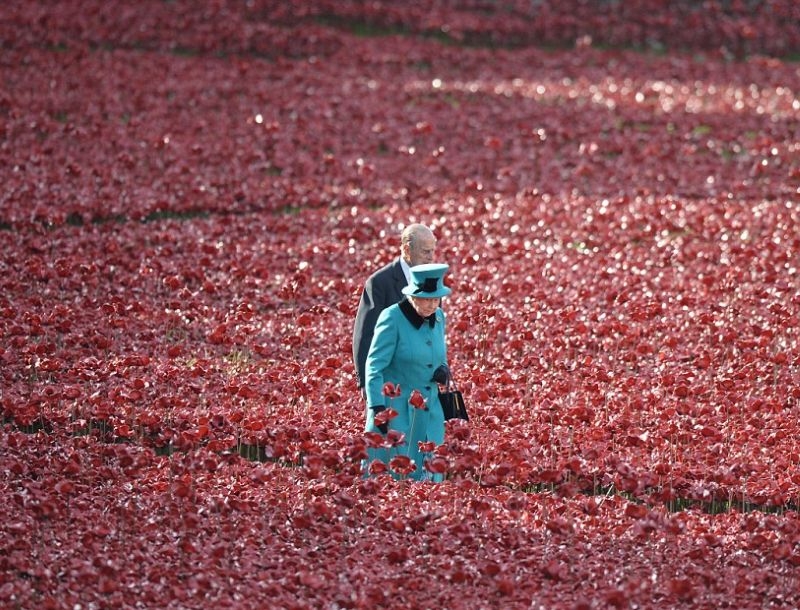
[{"xmin": 364, "ymin": 263, "xmax": 451, "ymax": 482}]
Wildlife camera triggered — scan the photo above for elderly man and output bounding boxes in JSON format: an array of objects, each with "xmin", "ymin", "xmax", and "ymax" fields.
[{"xmin": 352, "ymin": 224, "xmax": 436, "ymax": 396}]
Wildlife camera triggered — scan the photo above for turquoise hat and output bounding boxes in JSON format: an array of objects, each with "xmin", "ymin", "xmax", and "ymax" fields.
[{"xmin": 402, "ymin": 263, "xmax": 452, "ymax": 298}]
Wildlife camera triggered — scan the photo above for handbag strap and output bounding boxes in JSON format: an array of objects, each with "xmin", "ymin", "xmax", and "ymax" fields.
[{"xmin": 445, "ymin": 370, "xmax": 459, "ymax": 393}]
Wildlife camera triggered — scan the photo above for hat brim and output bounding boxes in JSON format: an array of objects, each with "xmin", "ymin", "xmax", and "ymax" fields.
[{"xmin": 402, "ymin": 286, "xmax": 451, "ymax": 298}]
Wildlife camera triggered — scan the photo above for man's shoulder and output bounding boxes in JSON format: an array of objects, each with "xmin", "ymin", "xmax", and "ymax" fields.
[
  {"xmin": 367, "ymin": 259, "xmax": 401, "ymax": 283},
  {"xmin": 376, "ymin": 301, "xmax": 403, "ymax": 322}
]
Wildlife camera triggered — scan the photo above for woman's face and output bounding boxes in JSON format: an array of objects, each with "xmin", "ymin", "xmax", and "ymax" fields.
[{"xmin": 409, "ymin": 296, "xmax": 440, "ymax": 318}]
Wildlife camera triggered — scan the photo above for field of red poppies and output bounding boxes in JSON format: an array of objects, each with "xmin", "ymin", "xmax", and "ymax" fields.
[{"xmin": 2, "ymin": 1, "xmax": 800, "ymax": 608}]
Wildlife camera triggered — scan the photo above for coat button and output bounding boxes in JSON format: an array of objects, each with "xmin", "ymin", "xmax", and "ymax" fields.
[{"xmin": 426, "ymin": 340, "xmax": 432, "ymax": 346}]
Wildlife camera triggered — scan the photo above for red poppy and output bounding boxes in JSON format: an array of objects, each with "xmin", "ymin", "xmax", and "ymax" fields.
[
  {"xmin": 389, "ymin": 455, "xmax": 416, "ymax": 476},
  {"xmin": 374, "ymin": 407, "xmax": 398, "ymax": 426},
  {"xmin": 409, "ymin": 389, "xmax": 426, "ymax": 409},
  {"xmin": 418, "ymin": 441, "xmax": 436, "ymax": 453},
  {"xmin": 385, "ymin": 429, "xmax": 406, "ymax": 448},
  {"xmin": 382, "ymin": 382, "xmax": 401, "ymax": 398},
  {"xmin": 367, "ymin": 460, "xmax": 389, "ymax": 476},
  {"xmin": 424, "ymin": 456, "xmax": 448, "ymax": 474}
]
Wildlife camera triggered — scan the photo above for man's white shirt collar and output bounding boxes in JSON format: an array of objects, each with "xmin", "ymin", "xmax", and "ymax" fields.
[{"xmin": 400, "ymin": 257, "xmax": 412, "ymax": 284}]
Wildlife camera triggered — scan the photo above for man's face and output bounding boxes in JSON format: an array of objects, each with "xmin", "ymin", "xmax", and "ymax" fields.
[{"xmin": 407, "ymin": 233, "xmax": 436, "ymax": 266}]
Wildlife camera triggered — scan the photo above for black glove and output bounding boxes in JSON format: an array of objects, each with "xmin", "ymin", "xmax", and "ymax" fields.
[
  {"xmin": 432, "ymin": 364, "xmax": 451, "ymax": 385},
  {"xmin": 371, "ymin": 406, "xmax": 388, "ymax": 434}
]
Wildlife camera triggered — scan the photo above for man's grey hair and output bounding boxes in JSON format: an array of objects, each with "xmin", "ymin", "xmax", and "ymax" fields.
[{"xmin": 401, "ymin": 223, "xmax": 433, "ymax": 247}]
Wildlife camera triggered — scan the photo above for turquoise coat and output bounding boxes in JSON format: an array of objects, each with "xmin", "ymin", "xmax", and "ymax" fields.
[{"xmin": 364, "ymin": 299, "xmax": 447, "ymax": 481}]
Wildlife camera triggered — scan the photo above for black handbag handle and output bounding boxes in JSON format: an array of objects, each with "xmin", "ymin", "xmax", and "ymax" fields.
[
  {"xmin": 439, "ymin": 370, "xmax": 468, "ymax": 421},
  {"xmin": 444, "ymin": 369, "xmax": 458, "ymax": 393}
]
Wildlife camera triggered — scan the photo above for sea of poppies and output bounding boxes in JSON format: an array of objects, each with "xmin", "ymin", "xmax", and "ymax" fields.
[{"xmin": 2, "ymin": 1, "xmax": 800, "ymax": 608}]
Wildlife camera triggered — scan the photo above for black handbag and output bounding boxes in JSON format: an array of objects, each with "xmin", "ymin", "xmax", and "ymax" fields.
[{"xmin": 439, "ymin": 377, "xmax": 469, "ymax": 421}]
